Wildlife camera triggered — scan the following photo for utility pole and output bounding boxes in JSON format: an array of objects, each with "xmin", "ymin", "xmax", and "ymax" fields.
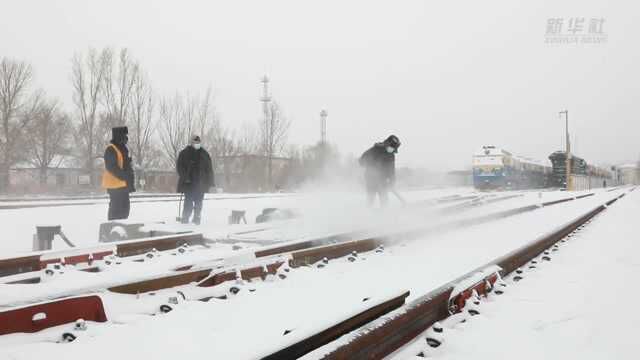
[
  {"xmin": 560, "ymin": 110, "xmax": 571, "ymax": 190},
  {"xmin": 260, "ymin": 75, "xmax": 271, "ymax": 121},
  {"xmin": 260, "ymin": 75, "xmax": 272, "ymax": 190},
  {"xmin": 318, "ymin": 109, "xmax": 328, "ymax": 171},
  {"xmin": 320, "ymin": 109, "xmax": 328, "ymax": 146}
]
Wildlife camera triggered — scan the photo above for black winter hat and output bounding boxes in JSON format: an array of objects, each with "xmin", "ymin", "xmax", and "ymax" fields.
[
  {"xmin": 112, "ymin": 126, "xmax": 128, "ymax": 142},
  {"xmin": 384, "ymin": 135, "xmax": 401, "ymax": 148}
]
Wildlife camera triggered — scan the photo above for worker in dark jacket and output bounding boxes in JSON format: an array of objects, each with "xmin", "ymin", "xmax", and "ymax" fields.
[
  {"xmin": 177, "ymin": 135, "xmax": 214, "ymax": 225},
  {"xmin": 359, "ymin": 135, "xmax": 401, "ymax": 207},
  {"xmin": 102, "ymin": 126, "xmax": 135, "ymax": 220}
]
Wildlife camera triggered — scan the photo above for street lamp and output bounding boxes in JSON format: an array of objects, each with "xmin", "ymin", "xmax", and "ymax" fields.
[{"xmin": 559, "ymin": 110, "xmax": 571, "ymax": 190}]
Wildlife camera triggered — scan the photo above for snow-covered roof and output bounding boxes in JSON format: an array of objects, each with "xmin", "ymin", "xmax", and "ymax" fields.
[
  {"xmin": 473, "ymin": 145, "xmax": 506, "ymax": 157},
  {"xmin": 511, "ymin": 155, "xmax": 549, "ymax": 167},
  {"xmin": 473, "ymin": 146, "xmax": 550, "ymax": 168},
  {"xmin": 12, "ymin": 155, "xmax": 83, "ymax": 170}
]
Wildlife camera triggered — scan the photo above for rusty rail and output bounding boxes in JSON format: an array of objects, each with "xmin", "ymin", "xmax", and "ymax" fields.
[
  {"xmin": 110, "ymin": 237, "xmax": 379, "ymax": 295},
  {"xmin": 0, "ymin": 295, "xmax": 107, "ymax": 336},
  {"xmin": 0, "ymin": 233, "xmax": 204, "ymax": 282},
  {"xmin": 0, "ymin": 191, "xmax": 622, "ymax": 342},
  {"xmin": 261, "ymin": 291, "xmax": 410, "ymax": 360},
  {"xmin": 317, "ymin": 191, "xmax": 626, "ymax": 359},
  {"xmin": 116, "ymin": 233, "xmax": 204, "ymax": 257},
  {"xmin": 53, "ymin": 192, "xmax": 600, "ymax": 295}
]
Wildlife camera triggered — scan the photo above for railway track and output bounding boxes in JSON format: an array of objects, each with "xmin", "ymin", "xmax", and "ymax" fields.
[
  {"xmin": 300, "ymin": 189, "xmax": 632, "ymax": 360},
  {"xmin": 0, "ymin": 191, "xmax": 592, "ymax": 301},
  {"xmin": 0, "ymin": 193, "xmax": 293, "ymax": 210},
  {"xmin": 0, "ymin": 189, "xmax": 621, "ymax": 354},
  {"xmin": 0, "ymin": 191, "xmax": 507, "ymax": 286}
]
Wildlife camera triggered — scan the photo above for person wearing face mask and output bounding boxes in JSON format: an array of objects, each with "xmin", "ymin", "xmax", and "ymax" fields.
[
  {"xmin": 358, "ymin": 135, "xmax": 401, "ymax": 207},
  {"xmin": 102, "ymin": 126, "xmax": 135, "ymax": 220},
  {"xmin": 176, "ymin": 135, "xmax": 214, "ymax": 225}
]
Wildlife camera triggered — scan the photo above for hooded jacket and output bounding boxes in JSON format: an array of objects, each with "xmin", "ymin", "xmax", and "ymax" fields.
[
  {"xmin": 359, "ymin": 142, "xmax": 396, "ymax": 188},
  {"xmin": 176, "ymin": 145, "xmax": 214, "ymax": 193}
]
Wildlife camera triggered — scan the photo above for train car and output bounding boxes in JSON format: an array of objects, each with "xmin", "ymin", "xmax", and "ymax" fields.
[
  {"xmin": 548, "ymin": 151, "xmax": 612, "ymax": 188},
  {"xmin": 472, "ymin": 146, "xmax": 551, "ymax": 190},
  {"xmin": 548, "ymin": 151, "xmax": 586, "ymax": 187}
]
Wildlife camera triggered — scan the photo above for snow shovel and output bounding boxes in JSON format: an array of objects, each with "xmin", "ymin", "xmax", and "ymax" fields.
[
  {"xmin": 391, "ymin": 188, "xmax": 407, "ymax": 205},
  {"xmin": 176, "ymin": 193, "xmax": 183, "ymax": 222}
]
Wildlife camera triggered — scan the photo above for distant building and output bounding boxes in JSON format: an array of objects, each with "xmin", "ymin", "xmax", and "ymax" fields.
[
  {"xmin": 9, "ymin": 166, "xmax": 100, "ymax": 194},
  {"xmin": 9, "ymin": 166, "xmax": 177, "ymax": 194},
  {"xmin": 9, "ymin": 154, "xmax": 177, "ymax": 194},
  {"xmin": 215, "ymin": 155, "xmax": 293, "ymax": 192},
  {"xmin": 138, "ymin": 170, "xmax": 178, "ymax": 192},
  {"xmin": 7, "ymin": 154, "xmax": 295, "ymax": 195},
  {"xmin": 615, "ymin": 164, "xmax": 640, "ymax": 185},
  {"xmin": 9, "ymin": 156, "xmax": 101, "ymax": 194}
]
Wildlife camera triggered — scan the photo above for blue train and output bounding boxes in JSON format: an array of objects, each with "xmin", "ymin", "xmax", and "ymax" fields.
[{"xmin": 472, "ymin": 146, "xmax": 551, "ymax": 190}]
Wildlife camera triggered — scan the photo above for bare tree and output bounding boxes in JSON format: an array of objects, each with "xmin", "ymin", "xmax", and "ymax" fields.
[
  {"xmin": 28, "ymin": 98, "xmax": 72, "ymax": 185},
  {"xmin": 129, "ymin": 69, "xmax": 158, "ymax": 172},
  {"xmin": 101, "ymin": 48, "xmax": 138, "ymax": 127},
  {"xmin": 0, "ymin": 57, "xmax": 39, "ymax": 192},
  {"xmin": 211, "ymin": 126, "xmax": 242, "ymax": 188},
  {"xmin": 197, "ymin": 86, "xmax": 217, "ymax": 140},
  {"xmin": 238, "ymin": 122, "xmax": 261, "ymax": 155},
  {"xmin": 260, "ymin": 101, "xmax": 291, "ymax": 190},
  {"xmin": 158, "ymin": 93, "xmax": 186, "ymax": 167},
  {"xmin": 159, "ymin": 89, "xmax": 218, "ymax": 168},
  {"xmin": 71, "ymin": 48, "xmax": 109, "ymax": 184}
]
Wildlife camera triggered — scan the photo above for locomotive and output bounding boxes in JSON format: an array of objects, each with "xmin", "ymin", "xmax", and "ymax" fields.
[
  {"xmin": 472, "ymin": 146, "xmax": 551, "ymax": 190},
  {"xmin": 473, "ymin": 146, "xmax": 613, "ymax": 190}
]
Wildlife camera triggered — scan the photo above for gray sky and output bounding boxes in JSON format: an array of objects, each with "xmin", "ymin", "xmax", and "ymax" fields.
[{"xmin": 2, "ymin": 0, "xmax": 638, "ymax": 170}]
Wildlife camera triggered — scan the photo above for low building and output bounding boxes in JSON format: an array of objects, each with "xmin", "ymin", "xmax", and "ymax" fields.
[
  {"xmin": 138, "ymin": 170, "xmax": 179, "ymax": 193},
  {"xmin": 215, "ymin": 155, "xmax": 293, "ymax": 192},
  {"xmin": 7, "ymin": 153, "xmax": 294, "ymax": 195},
  {"xmin": 615, "ymin": 164, "xmax": 640, "ymax": 185}
]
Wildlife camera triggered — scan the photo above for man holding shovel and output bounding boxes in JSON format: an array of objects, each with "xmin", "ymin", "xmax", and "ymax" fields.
[
  {"xmin": 176, "ymin": 135, "xmax": 214, "ymax": 225},
  {"xmin": 359, "ymin": 135, "xmax": 403, "ymax": 207}
]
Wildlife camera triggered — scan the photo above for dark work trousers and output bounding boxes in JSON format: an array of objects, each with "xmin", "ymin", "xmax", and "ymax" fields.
[
  {"xmin": 182, "ymin": 189, "xmax": 205, "ymax": 224},
  {"xmin": 107, "ymin": 188, "xmax": 131, "ymax": 220},
  {"xmin": 366, "ymin": 181, "xmax": 389, "ymax": 208}
]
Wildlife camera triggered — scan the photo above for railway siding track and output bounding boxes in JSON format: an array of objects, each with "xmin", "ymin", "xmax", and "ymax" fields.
[
  {"xmin": 0, "ymin": 193, "xmax": 293, "ymax": 210},
  {"xmin": 0, "ymin": 190, "xmax": 615, "ymax": 344},
  {"xmin": 306, "ymin": 190, "xmax": 630, "ymax": 360},
  {"xmin": 98, "ymin": 192, "xmax": 596, "ymax": 296},
  {"xmin": 0, "ymin": 233, "xmax": 206, "ymax": 281}
]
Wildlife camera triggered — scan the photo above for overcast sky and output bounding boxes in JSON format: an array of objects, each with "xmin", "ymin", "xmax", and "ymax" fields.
[{"xmin": 1, "ymin": 0, "xmax": 638, "ymax": 170}]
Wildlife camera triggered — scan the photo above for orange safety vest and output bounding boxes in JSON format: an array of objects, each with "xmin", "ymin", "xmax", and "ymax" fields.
[{"xmin": 101, "ymin": 144, "xmax": 127, "ymax": 189}]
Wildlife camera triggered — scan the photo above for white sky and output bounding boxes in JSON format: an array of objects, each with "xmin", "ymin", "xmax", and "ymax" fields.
[{"xmin": 1, "ymin": 0, "xmax": 638, "ymax": 170}]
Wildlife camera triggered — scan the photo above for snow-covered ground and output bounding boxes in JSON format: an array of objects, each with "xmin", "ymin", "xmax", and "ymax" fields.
[
  {"xmin": 0, "ymin": 187, "xmax": 478, "ymax": 256},
  {"xmin": 0, "ymin": 187, "xmax": 589, "ymax": 308},
  {"xmin": 390, "ymin": 187, "xmax": 640, "ymax": 360},
  {"xmin": 0, "ymin": 187, "xmax": 630, "ymax": 359}
]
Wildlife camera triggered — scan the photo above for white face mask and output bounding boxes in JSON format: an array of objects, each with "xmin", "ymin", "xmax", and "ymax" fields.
[
  {"xmin": 386, "ymin": 146, "xmax": 395, "ymax": 154},
  {"xmin": 193, "ymin": 143, "xmax": 202, "ymax": 150}
]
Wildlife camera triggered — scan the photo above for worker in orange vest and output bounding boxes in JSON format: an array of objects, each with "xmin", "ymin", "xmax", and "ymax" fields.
[{"xmin": 102, "ymin": 126, "xmax": 135, "ymax": 220}]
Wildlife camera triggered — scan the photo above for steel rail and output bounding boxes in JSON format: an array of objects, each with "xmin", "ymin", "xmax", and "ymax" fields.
[{"xmin": 316, "ymin": 191, "xmax": 627, "ymax": 360}]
